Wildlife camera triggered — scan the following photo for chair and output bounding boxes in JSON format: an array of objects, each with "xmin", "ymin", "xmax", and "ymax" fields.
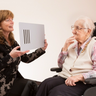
[{"xmin": 50, "ymin": 23, "xmax": 96, "ymax": 96}]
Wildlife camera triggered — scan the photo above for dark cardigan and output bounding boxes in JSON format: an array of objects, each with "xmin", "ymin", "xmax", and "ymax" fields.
[{"xmin": 0, "ymin": 39, "xmax": 45, "ymax": 96}]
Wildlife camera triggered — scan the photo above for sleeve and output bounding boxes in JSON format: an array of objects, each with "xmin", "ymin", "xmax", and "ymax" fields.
[
  {"xmin": 58, "ymin": 49, "xmax": 68, "ymax": 68},
  {"xmin": 14, "ymin": 41, "xmax": 45, "ymax": 63},
  {"xmin": 82, "ymin": 42, "xmax": 96, "ymax": 79},
  {"xmin": 21, "ymin": 48, "xmax": 45, "ymax": 63}
]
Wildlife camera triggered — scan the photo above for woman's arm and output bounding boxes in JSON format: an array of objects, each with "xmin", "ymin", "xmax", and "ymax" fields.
[
  {"xmin": 21, "ymin": 39, "xmax": 47, "ymax": 63},
  {"xmin": 21, "ymin": 48, "xmax": 45, "ymax": 63},
  {"xmin": 58, "ymin": 50, "xmax": 68, "ymax": 68},
  {"xmin": 58, "ymin": 36, "xmax": 75, "ymax": 68},
  {"xmin": 82, "ymin": 42, "xmax": 96, "ymax": 79}
]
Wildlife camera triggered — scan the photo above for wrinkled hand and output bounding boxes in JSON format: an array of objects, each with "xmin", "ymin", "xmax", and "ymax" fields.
[
  {"xmin": 41, "ymin": 39, "xmax": 48, "ymax": 51},
  {"xmin": 65, "ymin": 74, "xmax": 84, "ymax": 86},
  {"xmin": 9, "ymin": 46, "xmax": 29, "ymax": 58},
  {"xmin": 62, "ymin": 36, "xmax": 75, "ymax": 51}
]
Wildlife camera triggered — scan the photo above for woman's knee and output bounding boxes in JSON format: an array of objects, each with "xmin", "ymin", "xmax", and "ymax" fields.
[
  {"xmin": 21, "ymin": 80, "xmax": 38, "ymax": 96},
  {"xmin": 41, "ymin": 78, "xmax": 53, "ymax": 86},
  {"xmin": 48, "ymin": 86, "xmax": 64, "ymax": 96},
  {"xmin": 38, "ymin": 77, "xmax": 55, "ymax": 92},
  {"xmin": 28, "ymin": 80, "xmax": 38, "ymax": 94},
  {"xmin": 27, "ymin": 80, "xmax": 37, "ymax": 89}
]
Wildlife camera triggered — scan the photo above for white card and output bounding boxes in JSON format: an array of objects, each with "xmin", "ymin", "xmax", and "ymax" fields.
[{"xmin": 19, "ymin": 22, "xmax": 45, "ymax": 51}]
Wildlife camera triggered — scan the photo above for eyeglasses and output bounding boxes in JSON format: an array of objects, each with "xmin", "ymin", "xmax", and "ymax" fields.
[
  {"xmin": 5, "ymin": 18, "xmax": 13, "ymax": 22},
  {"xmin": 71, "ymin": 25, "xmax": 88, "ymax": 31}
]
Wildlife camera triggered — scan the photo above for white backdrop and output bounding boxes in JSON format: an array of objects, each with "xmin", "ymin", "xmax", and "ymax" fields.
[{"xmin": 0, "ymin": 0, "xmax": 96, "ymax": 81}]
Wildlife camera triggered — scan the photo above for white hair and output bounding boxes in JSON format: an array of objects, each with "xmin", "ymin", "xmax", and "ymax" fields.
[{"xmin": 75, "ymin": 16, "xmax": 95, "ymax": 36}]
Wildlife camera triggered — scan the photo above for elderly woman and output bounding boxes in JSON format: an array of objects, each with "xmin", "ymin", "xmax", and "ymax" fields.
[
  {"xmin": 0, "ymin": 10, "xmax": 48, "ymax": 96},
  {"xmin": 36, "ymin": 16, "xmax": 96, "ymax": 96}
]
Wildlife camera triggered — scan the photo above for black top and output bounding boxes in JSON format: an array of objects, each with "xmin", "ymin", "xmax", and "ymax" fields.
[{"xmin": 0, "ymin": 39, "xmax": 45, "ymax": 96}]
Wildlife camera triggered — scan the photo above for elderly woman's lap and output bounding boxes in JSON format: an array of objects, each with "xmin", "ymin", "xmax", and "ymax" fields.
[
  {"xmin": 36, "ymin": 76, "xmax": 65, "ymax": 96},
  {"xmin": 48, "ymin": 80, "xmax": 93, "ymax": 96}
]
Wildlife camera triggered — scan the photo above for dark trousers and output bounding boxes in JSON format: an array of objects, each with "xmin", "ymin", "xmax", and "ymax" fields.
[
  {"xmin": 6, "ymin": 78, "xmax": 37, "ymax": 96},
  {"xmin": 83, "ymin": 86, "xmax": 96, "ymax": 96},
  {"xmin": 36, "ymin": 76, "xmax": 93, "ymax": 96}
]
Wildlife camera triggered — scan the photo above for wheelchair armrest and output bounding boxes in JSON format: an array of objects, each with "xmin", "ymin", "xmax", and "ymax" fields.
[
  {"xmin": 51, "ymin": 67, "xmax": 96, "ymax": 85},
  {"xmin": 50, "ymin": 67, "xmax": 62, "ymax": 72},
  {"xmin": 84, "ymin": 78, "xmax": 96, "ymax": 85}
]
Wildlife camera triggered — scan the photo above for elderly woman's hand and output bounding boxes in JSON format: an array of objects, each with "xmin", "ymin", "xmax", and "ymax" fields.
[
  {"xmin": 62, "ymin": 36, "xmax": 75, "ymax": 51},
  {"xmin": 65, "ymin": 74, "xmax": 84, "ymax": 86},
  {"xmin": 41, "ymin": 39, "xmax": 48, "ymax": 51},
  {"xmin": 9, "ymin": 46, "xmax": 29, "ymax": 58}
]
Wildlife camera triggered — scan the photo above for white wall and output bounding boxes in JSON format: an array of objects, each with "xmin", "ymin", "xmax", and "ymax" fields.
[{"xmin": 1, "ymin": 0, "xmax": 96, "ymax": 81}]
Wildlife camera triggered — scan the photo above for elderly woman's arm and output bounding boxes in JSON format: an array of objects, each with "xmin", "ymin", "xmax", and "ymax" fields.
[
  {"xmin": 58, "ymin": 50, "xmax": 68, "ymax": 68},
  {"xmin": 58, "ymin": 36, "xmax": 75, "ymax": 68},
  {"xmin": 82, "ymin": 42, "xmax": 96, "ymax": 79}
]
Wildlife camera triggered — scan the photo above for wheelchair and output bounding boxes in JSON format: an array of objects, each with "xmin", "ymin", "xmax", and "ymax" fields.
[{"xmin": 50, "ymin": 22, "xmax": 96, "ymax": 96}]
